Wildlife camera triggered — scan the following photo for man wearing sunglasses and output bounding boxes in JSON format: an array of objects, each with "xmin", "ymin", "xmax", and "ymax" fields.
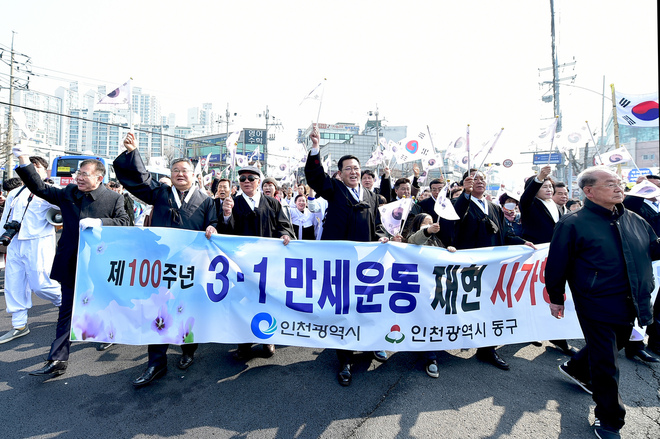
[
  {"xmin": 114, "ymin": 133, "xmax": 218, "ymax": 388},
  {"xmin": 218, "ymin": 165, "xmax": 295, "ymax": 360}
]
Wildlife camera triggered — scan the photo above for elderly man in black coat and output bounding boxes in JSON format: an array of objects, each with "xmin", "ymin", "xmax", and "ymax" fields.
[
  {"xmin": 454, "ymin": 169, "xmax": 535, "ymax": 371},
  {"xmin": 114, "ymin": 133, "xmax": 218, "ymax": 387},
  {"xmin": 547, "ymin": 166, "xmax": 660, "ymax": 439},
  {"xmin": 14, "ymin": 147, "xmax": 129, "ymax": 377}
]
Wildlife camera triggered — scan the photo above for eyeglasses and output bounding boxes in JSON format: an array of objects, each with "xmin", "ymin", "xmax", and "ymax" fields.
[
  {"xmin": 590, "ymin": 182, "xmax": 624, "ymax": 190},
  {"xmin": 75, "ymin": 171, "xmax": 97, "ymax": 179},
  {"xmin": 239, "ymin": 175, "xmax": 258, "ymax": 182},
  {"xmin": 342, "ymin": 166, "xmax": 361, "ymax": 173},
  {"xmin": 172, "ymin": 169, "xmax": 191, "ymax": 175}
]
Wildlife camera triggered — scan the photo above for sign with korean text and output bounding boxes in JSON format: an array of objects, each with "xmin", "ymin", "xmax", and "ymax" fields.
[
  {"xmin": 73, "ymin": 228, "xmax": 593, "ymax": 350},
  {"xmin": 243, "ymin": 129, "xmax": 267, "ymax": 145}
]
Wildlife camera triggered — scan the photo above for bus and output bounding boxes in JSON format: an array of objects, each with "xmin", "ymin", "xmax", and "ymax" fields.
[
  {"xmin": 50, "ymin": 155, "xmax": 115, "ymax": 187},
  {"xmin": 145, "ymin": 165, "xmax": 171, "ymax": 183}
]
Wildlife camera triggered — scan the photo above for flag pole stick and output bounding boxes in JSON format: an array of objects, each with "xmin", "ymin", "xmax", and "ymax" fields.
[
  {"xmin": 477, "ymin": 128, "xmax": 504, "ymax": 172},
  {"xmin": 610, "ymin": 84, "xmax": 621, "ymax": 149},
  {"xmin": 398, "ymin": 198, "xmax": 411, "ymax": 236},
  {"xmin": 585, "ymin": 121, "xmax": 604, "ymax": 165},
  {"xmin": 315, "ymin": 78, "xmax": 327, "ymax": 127},
  {"xmin": 466, "ymin": 124, "xmax": 471, "ymax": 172},
  {"xmin": 621, "ymin": 144, "xmax": 641, "ymax": 172},
  {"xmin": 426, "ymin": 125, "xmax": 446, "ymax": 182},
  {"xmin": 546, "ymin": 116, "xmax": 558, "ymax": 165}
]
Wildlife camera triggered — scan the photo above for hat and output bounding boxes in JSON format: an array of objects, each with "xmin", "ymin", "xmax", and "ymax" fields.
[
  {"xmin": 499, "ymin": 191, "xmax": 520, "ymax": 205},
  {"xmin": 262, "ymin": 176, "xmax": 278, "ymax": 187},
  {"xmin": 237, "ymin": 166, "xmax": 262, "ymax": 178}
]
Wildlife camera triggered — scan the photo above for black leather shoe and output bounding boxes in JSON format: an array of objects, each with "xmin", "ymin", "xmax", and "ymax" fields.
[
  {"xmin": 338, "ymin": 364, "xmax": 352, "ymax": 386},
  {"xmin": 648, "ymin": 344, "xmax": 660, "ymax": 356},
  {"xmin": 551, "ymin": 340, "xmax": 578, "ymax": 356},
  {"xmin": 132, "ymin": 365, "xmax": 167, "ymax": 388},
  {"xmin": 262, "ymin": 344, "xmax": 275, "ymax": 358},
  {"xmin": 29, "ymin": 360, "xmax": 68, "ymax": 376},
  {"xmin": 177, "ymin": 353, "xmax": 194, "ymax": 370},
  {"xmin": 626, "ymin": 347, "xmax": 660, "ymax": 363},
  {"xmin": 476, "ymin": 349, "xmax": 510, "ymax": 371},
  {"xmin": 233, "ymin": 346, "xmax": 252, "ymax": 361},
  {"xmin": 96, "ymin": 342, "xmax": 114, "ymax": 351}
]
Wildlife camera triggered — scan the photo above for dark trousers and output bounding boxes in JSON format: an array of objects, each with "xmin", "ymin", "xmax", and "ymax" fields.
[
  {"xmin": 569, "ymin": 315, "xmax": 633, "ymax": 431},
  {"xmin": 148, "ymin": 343, "xmax": 198, "ymax": 368},
  {"xmin": 335, "ymin": 348, "xmax": 385, "ymax": 365},
  {"xmin": 336, "ymin": 349, "xmax": 352, "ymax": 365},
  {"xmin": 48, "ymin": 284, "xmax": 74, "ymax": 361}
]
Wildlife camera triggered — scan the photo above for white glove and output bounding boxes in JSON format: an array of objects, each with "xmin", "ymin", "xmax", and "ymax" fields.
[
  {"xmin": 80, "ymin": 218, "xmax": 102, "ymax": 230},
  {"xmin": 308, "ymin": 198, "xmax": 320, "ymax": 213},
  {"xmin": 12, "ymin": 145, "xmax": 28, "ymax": 159}
]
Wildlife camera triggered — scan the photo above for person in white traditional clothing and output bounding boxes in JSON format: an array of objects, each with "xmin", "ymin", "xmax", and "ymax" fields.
[
  {"xmin": 0, "ymin": 156, "xmax": 61, "ymax": 345},
  {"xmin": 290, "ymin": 194, "xmax": 319, "ymax": 240}
]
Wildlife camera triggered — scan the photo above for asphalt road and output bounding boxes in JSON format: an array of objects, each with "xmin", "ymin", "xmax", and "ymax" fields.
[{"xmin": 1, "ymin": 268, "xmax": 659, "ymax": 439}]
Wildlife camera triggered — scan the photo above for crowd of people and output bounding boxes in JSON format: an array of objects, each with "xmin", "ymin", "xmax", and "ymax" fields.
[{"xmin": 1, "ymin": 129, "xmax": 659, "ymax": 439}]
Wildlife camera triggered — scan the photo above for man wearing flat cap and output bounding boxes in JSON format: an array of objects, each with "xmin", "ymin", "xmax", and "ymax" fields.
[{"xmin": 218, "ymin": 166, "xmax": 295, "ymax": 360}]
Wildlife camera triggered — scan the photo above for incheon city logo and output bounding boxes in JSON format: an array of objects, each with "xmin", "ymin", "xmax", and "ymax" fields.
[
  {"xmin": 251, "ymin": 312, "xmax": 277, "ymax": 339},
  {"xmin": 385, "ymin": 325, "xmax": 405, "ymax": 344}
]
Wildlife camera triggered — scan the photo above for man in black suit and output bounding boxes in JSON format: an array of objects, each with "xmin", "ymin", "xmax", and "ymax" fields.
[
  {"xmin": 213, "ymin": 177, "xmax": 232, "ymax": 221},
  {"xmin": 379, "ymin": 165, "xmax": 421, "ymax": 203},
  {"xmin": 390, "ymin": 177, "xmax": 422, "ymax": 237},
  {"xmin": 305, "ymin": 128, "xmax": 389, "ymax": 386},
  {"xmin": 218, "ymin": 165, "xmax": 295, "ymax": 360},
  {"xmin": 115, "ymin": 133, "xmax": 218, "ymax": 387},
  {"xmin": 14, "ymin": 147, "xmax": 129, "ymax": 377},
  {"xmin": 417, "ymin": 177, "xmax": 455, "ymax": 247},
  {"xmin": 454, "ymin": 169, "xmax": 535, "ymax": 370},
  {"xmin": 361, "ymin": 169, "xmax": 379, "ymax": 195},
  {"xmin": 622, "ymin": 175, "xmax": 660, "ymax": 362},
  {"xmin": 552, "ymin": 181, "xmax": 570, "ymax": 215}
]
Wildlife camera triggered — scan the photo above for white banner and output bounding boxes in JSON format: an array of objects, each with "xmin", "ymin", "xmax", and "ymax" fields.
[{"xmin": 73, "ymin": 228, "xmax": 658, "ymax": 351}]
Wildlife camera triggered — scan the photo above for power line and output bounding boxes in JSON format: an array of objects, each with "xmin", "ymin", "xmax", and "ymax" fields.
[
  {"xmin": 0, "ymin": 100, "xmax": 295, "ymax": 162},
  {"xmin": 1, "ymin": 100, "xmax": 214, "ymax": 145}
]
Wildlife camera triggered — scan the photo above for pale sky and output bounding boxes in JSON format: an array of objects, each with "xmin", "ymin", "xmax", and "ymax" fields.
[{"xmin": 2, "ymin": 0, "xmax": 658, "ymax": 186}]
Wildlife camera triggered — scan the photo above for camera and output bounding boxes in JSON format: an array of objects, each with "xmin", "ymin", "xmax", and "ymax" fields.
[{"xmin": 0, "ymin": 221, "xmax": 21, "ymax": 246}]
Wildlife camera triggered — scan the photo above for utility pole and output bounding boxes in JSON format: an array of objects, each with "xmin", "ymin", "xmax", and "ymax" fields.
[
  {"xmin": 216, "ymin": 103, "xmax": 231, "ymax": 135},
  {"xmin": 368, "ymin": 107, "xmax": 380, "ymax": 174},
  {"xmin": 539, "ymin": 1, "xmax": 576, "ymax": 135},
  {"xmin": 5, "ymin": 32, "xmax": 16, "ymax": 179},
  {"xmin": 263, "ymin": 105, "xmax": 282, "ymax": 179},
  {"xmin": 550, "ymin": 0, "xmax": 561, "ymax": 133}
]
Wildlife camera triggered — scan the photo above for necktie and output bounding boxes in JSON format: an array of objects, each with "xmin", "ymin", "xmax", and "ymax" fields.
[
  {"xmin": 350, "ymin": 187, "xmax": 359, "ymax": 200},
  {"xmin": 249, "ymin": 198, "xmax": 255, "ymax": 210}
]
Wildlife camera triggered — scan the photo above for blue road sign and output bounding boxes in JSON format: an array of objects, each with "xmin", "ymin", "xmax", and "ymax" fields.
[
  {"xmin": 628, "ymin": 168, "xmax": 652, "ymax": 182},
  {"xmin": 533, "ymin": 153, "xmax": 563, "ymax": 165}
]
